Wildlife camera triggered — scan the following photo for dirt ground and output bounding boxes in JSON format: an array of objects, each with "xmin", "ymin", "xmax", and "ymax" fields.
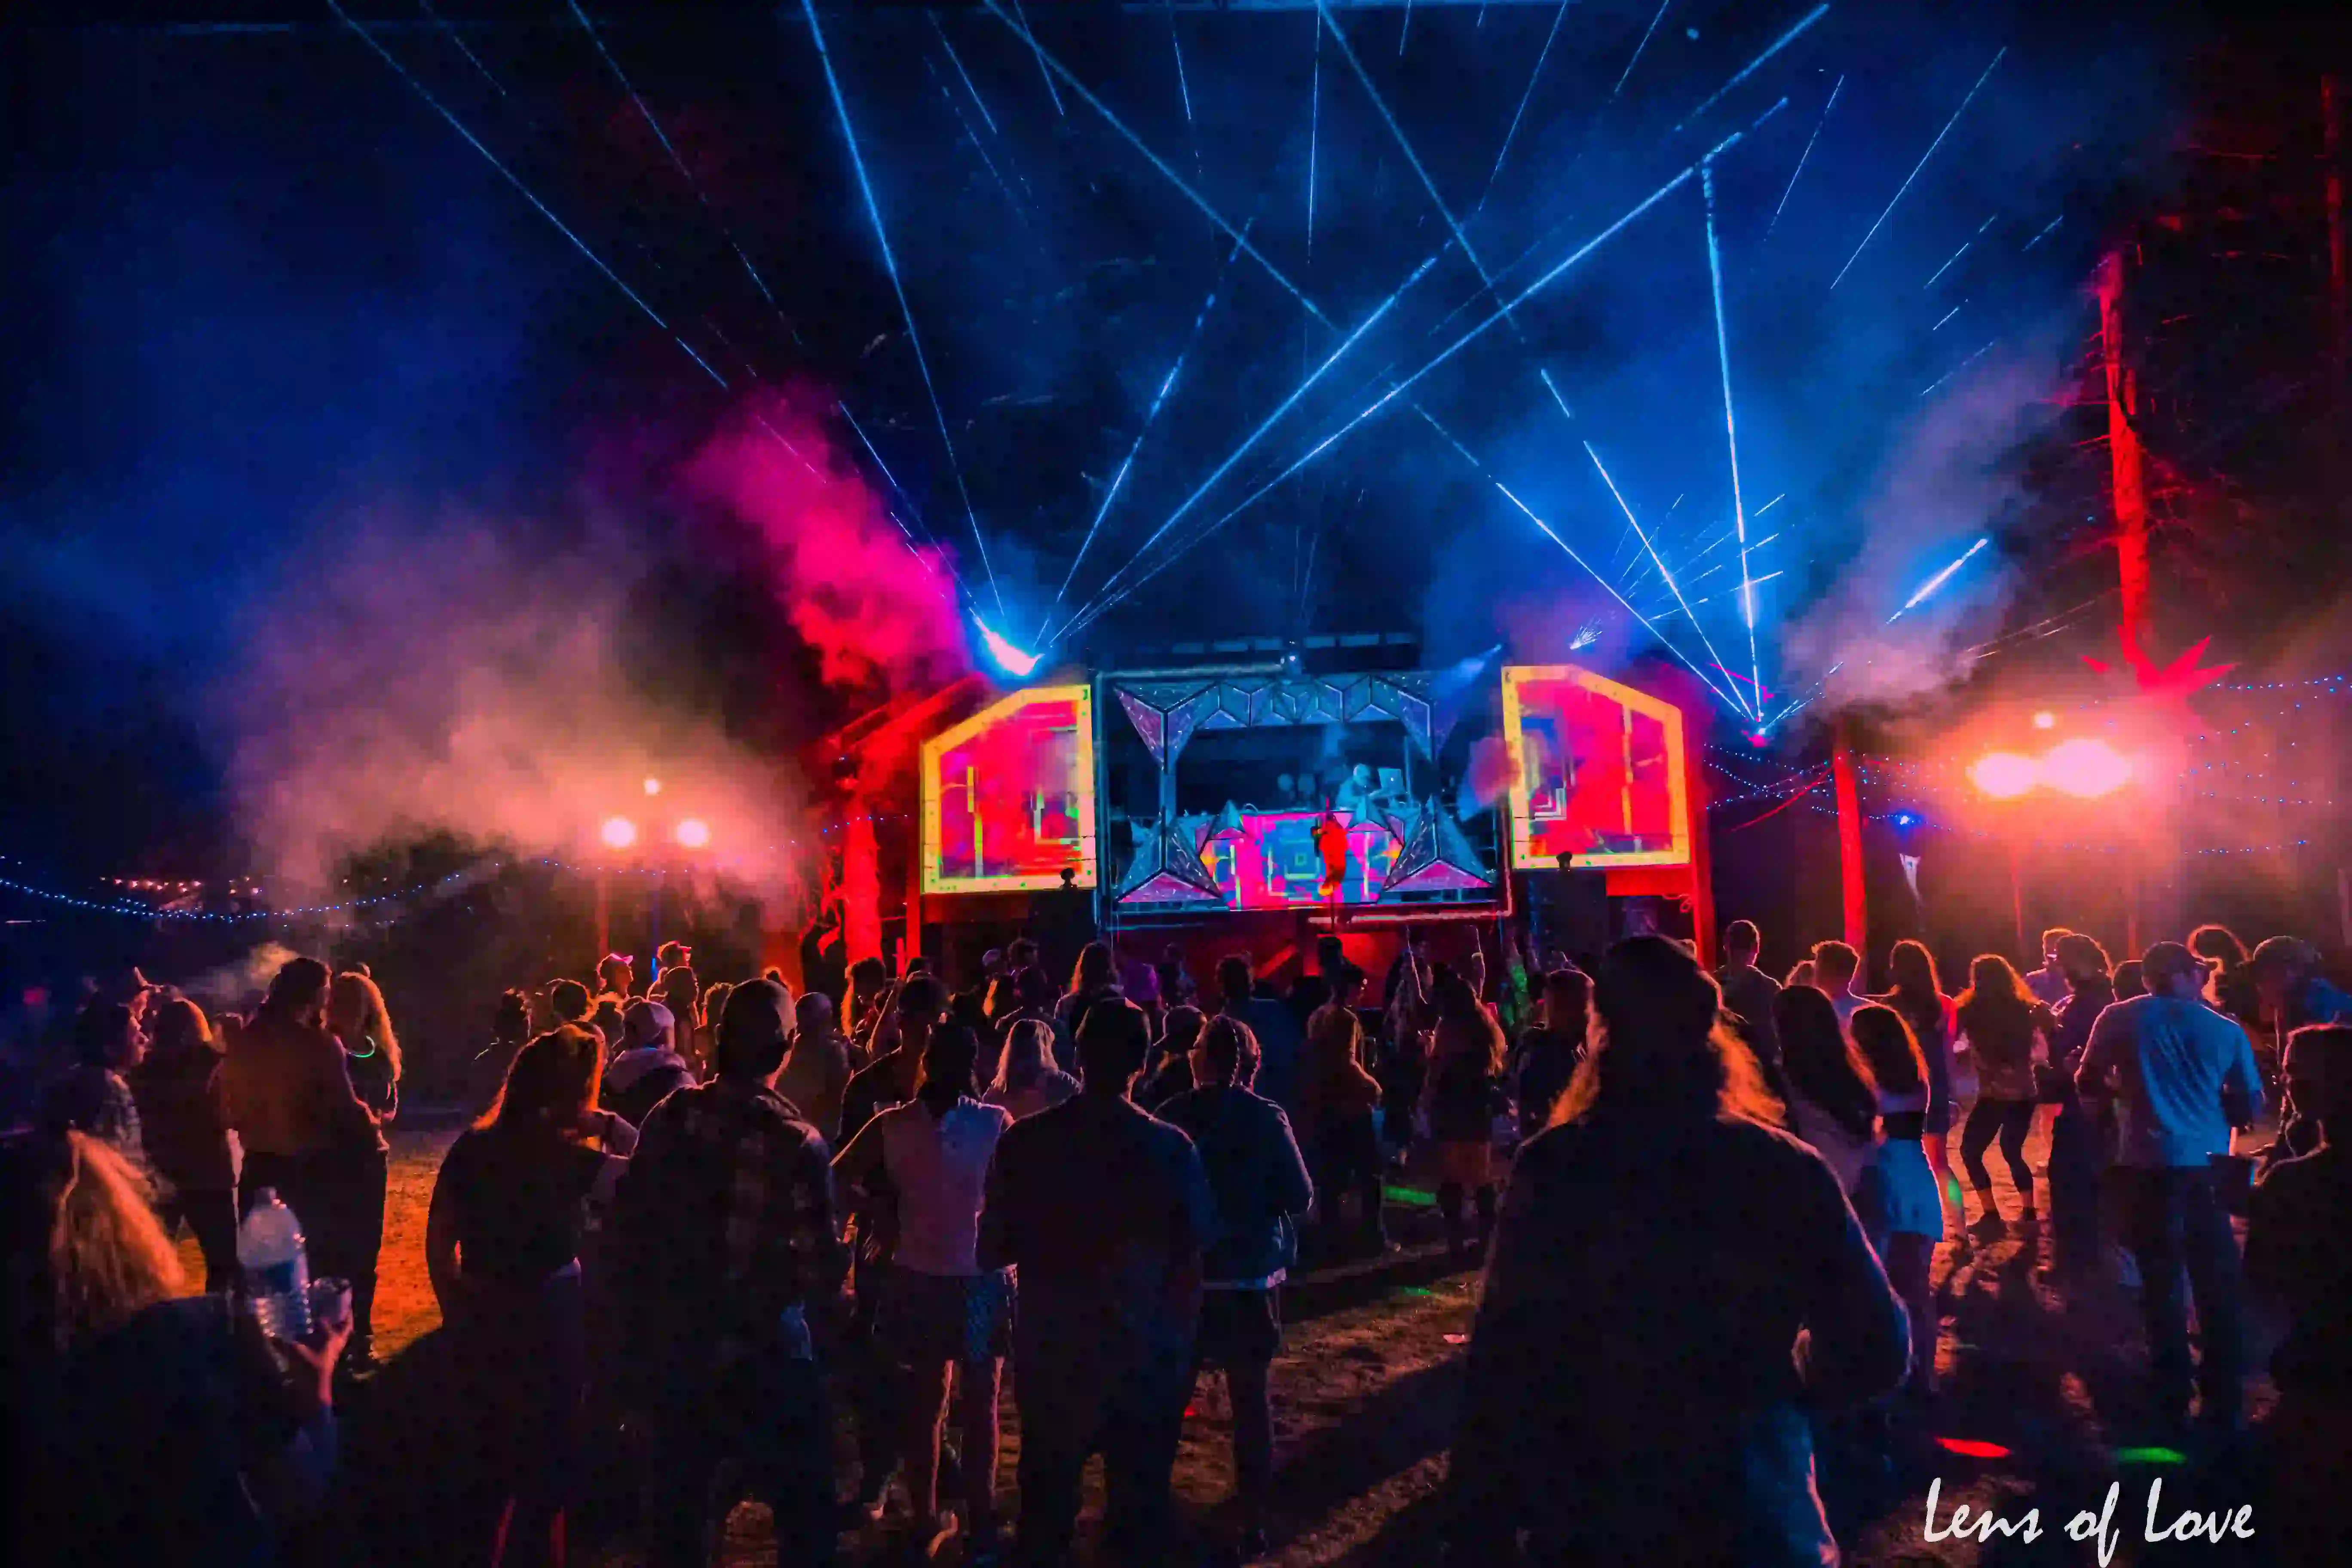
[{"xmin": 187, "ymin": 1112, "xmax": 2276, "ymax": 1566}]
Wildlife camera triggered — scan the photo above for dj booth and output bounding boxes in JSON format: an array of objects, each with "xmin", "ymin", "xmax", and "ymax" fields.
[{"xmin": 907, "ymin": 654, "xmax": 1714, "ymax": 972}]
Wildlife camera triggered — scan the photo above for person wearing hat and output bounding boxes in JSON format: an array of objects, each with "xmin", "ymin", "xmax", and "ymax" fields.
[
  {"xmin": 602, "ymin": 1000, "xmax": 692, "ymax": 1130},
  {"xmin": 2076, "ymin": 941, "xmax": 2265, "ymax": 1431}
]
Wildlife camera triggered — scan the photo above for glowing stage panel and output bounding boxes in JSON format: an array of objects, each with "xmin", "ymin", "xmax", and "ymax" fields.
[
  {"xmin": 1195, "ymin": 809, "xmax": 1405, "ymax": 910},
  {"xmin": 920, "ymin": 685, "xmax": 1096, "ymax": 894},
  {"xmin": 1500, "ymin": 664, "xmax": 1691, "ymax": 869}
]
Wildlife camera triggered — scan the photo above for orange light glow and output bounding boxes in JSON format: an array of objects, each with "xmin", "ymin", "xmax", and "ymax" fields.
[
  {"xmin": 600, "ymin": 816, "xmax": 638, "ymax": 850},
  {"xmin": 674, "ymin": 818, "xmax": 711, "ymax": 849},
  {"xmin": 2042, "ymin": 738, "xmax": 2132, "ymax": 798},
  {"xmin": 1969, "ymin": 752, "xmax": 2039, "ymax": 800}
]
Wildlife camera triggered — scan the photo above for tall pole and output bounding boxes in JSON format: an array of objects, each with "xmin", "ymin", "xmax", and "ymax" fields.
[
  {"xmin": 1832, "ymin": 719, "xmax": 1867, "ymax": 959},
  {"xmin": 595, "ymin": 869, "xmax": 609, "ymax": 969},
  {"xmin": 2097, "ymin": 247, "xmax": 2152, "ymax": 657},
  {"xmin": 2327, "ymin": 75, "xmax": 2346, "ymax": 383}
]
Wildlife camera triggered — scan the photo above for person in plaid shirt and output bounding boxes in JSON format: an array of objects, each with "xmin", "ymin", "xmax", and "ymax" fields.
[{"xmin": 612, "ymin": 978, "xmax": 847, "ymax": 1568}]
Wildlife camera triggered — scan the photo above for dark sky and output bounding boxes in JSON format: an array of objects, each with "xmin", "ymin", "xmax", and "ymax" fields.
[{"xmin": 2, "ymin": 1, "xmax": 2332, "ymax": 875}]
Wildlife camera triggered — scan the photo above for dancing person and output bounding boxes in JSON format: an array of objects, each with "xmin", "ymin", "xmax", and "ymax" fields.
[
  {"xmin": 2245, "ymin": 1023, "xmax": 2352, "ymax": 1566},
  {"xmin": 602, "ymin": 1000, "xmax": 692, "ymax": 1130},
  {"xmin": 986, "ymin": 1017, "xmax": 1081, "ymax": 1123},
  {"xmin": 41, "ymin": 1001, "xmax": 146, "ymax": 1167},
  {"xmin": 595, "ymin": 953, "xmax": 635, "ymax": 1007},
  {"xmin": 1881, "ymin": 940, "xmax": 1960, "ymax": 1232},
  {"xmin": 224, "ymin": 957, "xmax": 386, "ymax": 1368},
  {"xmin": 331, "ymin": 970, "xmax": 400, "ymax": 1122},
  {"xmin": 1513, "ymin": 968, "xmax": 1590, "ymax": 1141},
  {"xmin": 2187, "ymin": 923, "xmax": 2258, "ymax": 1024},
  {"xmin": 1055, "ymin": 941, "xmax": 1119, "ymax": 1042},
  {"xmin": 2026, "ymin": 927, "xmax": 2074, "ymax": 1006},
  {"xmin": 1215, "ymin": 955, "xmax": 1303, "ymax": 1119},
  {"xmin": 1784, "ymin": 958, "xmax": 1818, "ymax": 992},
  {"xmin": 977, "ymin": 999, "xmax": 1215, "ymax": 1565},
  {"xmin": 1810, "ymin": 940, "xmax": 1868, "ymax": 1030},
  {"xmin": 1446, "ymin": 936, "xmax": 1907, "ymax": 1564},
  {"xmin": 1288, "ymin": 934, "xmax": 1350, "ymax": 1029},
  {"xmin": 1378, "ymin": 941, "xmax": 1434, "ymax": 1165},
  {"xmin": 427, "ymin": 1027, "xmax": 635, "ymax": 1567},
  {"xmin": 2045, "ymin": 933, "xmax": 2117, "ymax": 1278},
  {"xmin": 652, "ymin": 967, "xmax": 704, "ymax": 1077},
  {"xmin": 832, "ymin": 1024, "xmax": 1014, "ymax": 1557},
  {"xmin": 777, "ymin": 991, "xmax": 852, "ymax": 1142},
  {"xmin": 1850, "ymin": 1004, "xmax": 1944, "ymax": 1398},
  {"xmin": 548, "ymin": 979, "xmax": 594, "ymax": 1033},
  {"xmin": 2251, "ymin": 936, "xmax": 2352, "ymax": 1093},
  {"xmin": 1953, "ymin": 954, "xmax": 2054, "ymax": 1238},
  {"xmin": 477, "ymin": 989, "xmax": 533, "ymax": 1112},
  {"xmin": 1298, "ymin": 999, "xmax": 1387, "ymax": 1256},
  {"xmin": 2077, "ymin": 941, "xmax": 2263, "ymax": 1433},
  {"xmin": 1774, "ymin": 984, "xmax": 1883, "ymax": 1213},
  {"xmin": 2112, "ymin": 959, "xmax": 2147, "ymax": 1001},
  {"xmin": 129, "ymin": 997, "xmax": 237, "ymax": 1289},
  {"xmin": 1160, "ymin": 1015, "xmax": 1315, "ymax": 1556},
  {"xmin": 610, "ymin": 980, "xmax": 845, "ymax": 1567},
  {"xmin": 1136, "ymin": 1005, "xmax": 1204, "ymax": 1112},
  {"xmin": 1716, "ymin": 919, "xmax": 1783, "ymax": 1069},
  {"xmin": 1424, "ymin": 965, "xmax": 1508, "ymax": 1262},
  {"xmin": 8, "ymin": 1130, "xmax": 351, "ymax": 1567}
]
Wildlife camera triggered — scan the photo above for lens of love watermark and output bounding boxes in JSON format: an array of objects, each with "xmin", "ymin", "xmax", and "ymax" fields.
[{"xmin": 1925, "ymin": 1478, "xmax": 2254, "ymax": 1564}]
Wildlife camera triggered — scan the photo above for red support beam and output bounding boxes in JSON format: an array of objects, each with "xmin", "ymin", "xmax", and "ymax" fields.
[
  {"xmin": 2097, "ymin": 247, "xmax": 2152, "ymax": 655},
  {"xmin": 1832, "ymin": 720, "xmax": 1866, "ymax": 958}
]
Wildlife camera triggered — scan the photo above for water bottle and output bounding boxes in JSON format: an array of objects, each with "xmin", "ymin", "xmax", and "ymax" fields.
[{"xmin": 237, "ymin": 1187, "xmax": 312, "ymax": 1342}]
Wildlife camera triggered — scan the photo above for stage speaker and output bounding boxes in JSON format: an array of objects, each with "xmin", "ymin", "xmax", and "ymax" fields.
[{"xmin": 1548, "ymin": 863, "xmax": 1611, "ymax": 970}]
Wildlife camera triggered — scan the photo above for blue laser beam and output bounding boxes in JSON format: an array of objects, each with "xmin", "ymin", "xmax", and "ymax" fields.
[
  {"xmin": 802, "ymin": 0, "xmax": 1003, "ymax": 619},
  {"xmin": 928, "ymin": 11, "xmax": 997, "ymax": 135},
  {"xmin": 1587, "ymin": 441, "xmax": 1755, "ymax": 718},
  {"xmin": 1008, "ymin": 0, "xmax": 1065, "ymax": 116},
  {"xmin": 1165, "ymin": 1, "xmax": 1194, "ymax": 126},
  {"xmin": 1887, "ymin": 537, "xmax": 1989, "ymax": 623},
  {"xmin": 1060, "ymin": 252, "xmax": 1442, "ymax": 639},
  {"xmin": 1673, "ymin": 3, "xmax": 1830, "ymax": 132},
  {"xmin": 1612, "ymin": 0, "xmax": 1674, "ymax": 99},
  {"xmin": 1932, "ymin": 302, "xmax": 1961, "ymax": 331},
  {"xmin": 1476, "ymin": 0, "xmax": 1573, "ymax": 213},
  {"xmin": 1702, "ymin": 157, "xmax": 1764, "ymax": 707},
  {"xmin": 1645, "ymin": 570, "xmax": 1784, "ymax": 619},
  {"xmin": 1756, "ymin": 493, "xmax": 1785, "ymax": 515},
  {"xmin": 1764, "ymin": 73, "xmax": 1841, "ymax": 238},
  {"xmin": 1399, "ymin": 0, "xmax": 1413, "ymax": 57},
  {"xmin": 1308, "ymin": 9, "xmax": 1322, "ymax": 254},
  {"xmin": 1042, "ymin": 229, "xmax": 1247, "ymax": 639},
  {"xmin": 925, "ymin": 54, "xmax": 1028, "ymax": 226},
  {"xmin": 2021, "ymin": 214, "xmax": 2064, "ymax": 252},
  {"xmin": 1924, "ymin": 215, "xmax": 1999, "ymax": 290},
  {"xmin": 327, "ymin": 1, "xmax": 732, "ymax": 389},
  {"xmin": 1920, "ymin": 338, "xmax": 1997, "ymax": 398},
  {"xmin": 1830, "ymin": 47, "xmax": 2007, "ymax": 289}
]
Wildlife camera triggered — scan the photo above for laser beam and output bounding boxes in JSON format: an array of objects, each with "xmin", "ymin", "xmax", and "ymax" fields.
[
  {"xmin": 1613, "ymin": 0, "xmax": 1674, "ymax": 99},
  {"xmin": 1923, "ymin": 215, "xmax": 1998, "ymax": 290},
  {"xmin": 1673, "ymin": 3, "xmax": 1831, "ymax": 132},
  {"xmin": 928, "ymin": 11, "xmax": 998, "ymax": 135},
  {"xmin": 1308, "ymin": 9, "xmax": 1322, "ymax": 253},
  {"xmin": 1165, "ymin": 1, "xmax": 1194, "ymax": 126},
  {"xmin": 1702, "ymin": 157, "xmax": 1764, "ymax": 706},
  {"xmin": 2021, "ymin": 214, "xmax": 2063, "ymax": 252},
  {"xmin": 1042, "ymin": 228, "xmax": 1247, "ymax": 639},
  {"xmin": 1587, "ymin": 441, "xmax": 1755, "ymax": 718},
  {"xmin": 802, "ymin": 0, "xmax": 1002, "ymax": 618},
  {"xmin": 1476, "ymin": 0, "xmax": 1573, "ymax": 213},
  {"xmin": 1830, "ymin": 47, "xmax": 2007, "ymax": 289},
  {"xmin": 1064, "ymin": 252, "xmax": 1442, "ymax": 635},
  {"xmin": 1764, "ymin": 73, "xmax": 1841, "ymax": 238},
  {"xmin": 1887, "ymin": 536, "xmax": 1990, "ymax": 623},
  {"xmin": 1008, "ymin": 0, "xmax": 1065, "ymax": 116},
  {"xmin": 925, "ymin": 54, "xmax": 1028, "ymax": 226}
]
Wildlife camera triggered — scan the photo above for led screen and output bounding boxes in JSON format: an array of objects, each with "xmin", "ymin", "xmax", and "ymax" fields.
[
  {"xmin": 1500, "ymin": 665, "xmax": 1691, "ymax": 869},
  {"xmin": 920, "ymin": 685, "xmax": 1096, "ymax": 893},
  {"xmin": 1193, "ymin": 809, "xmax": 1405, "ymax": 910}
]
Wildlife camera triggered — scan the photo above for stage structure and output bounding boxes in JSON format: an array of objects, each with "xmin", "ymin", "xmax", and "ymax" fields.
[{"xmin": 912, "ymin": 655, "xmax": 1714, "ymax": 965}]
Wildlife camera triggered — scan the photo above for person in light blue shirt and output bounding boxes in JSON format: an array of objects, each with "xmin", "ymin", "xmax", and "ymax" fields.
[{"xmin": 2077, "ymin": 941, "xmax": 2263, "ymax": 1430}]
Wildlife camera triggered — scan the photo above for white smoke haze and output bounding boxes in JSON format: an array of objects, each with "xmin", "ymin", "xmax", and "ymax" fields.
[{"xmin": 1777, "ymin": 336, "xmax": 2070, "ymax": 717}]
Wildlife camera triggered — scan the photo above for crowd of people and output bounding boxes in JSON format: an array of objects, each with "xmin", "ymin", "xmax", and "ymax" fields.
[{"xmin": 8, "ymin": 912, "xmax": 2352, "ymax": 1565}]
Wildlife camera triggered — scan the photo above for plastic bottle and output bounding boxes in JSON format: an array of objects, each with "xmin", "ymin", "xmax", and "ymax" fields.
[{"xmin": 236, "ymin": 1187, "xmax": 312, "ymax": 1342}]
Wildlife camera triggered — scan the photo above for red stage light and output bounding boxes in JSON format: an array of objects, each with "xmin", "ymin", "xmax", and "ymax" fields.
[
  {"xmin": 600, "ymin": 816, "xmax": 638, "ymax": 850},
  {"xmin": 2041, "ymin": 738, "xmax": 2131, "ymax": 798},
  {"xmin": 1968, "ymin": 752, "xmax": 2037, "ymax": 800},
  {"xmin": 675, "ymin": 818, "xmax": 711, "ymax": 850},
  {"xmin": 1934, "ymin": 1437, "xmax": 2012, "ymax": 1459}
]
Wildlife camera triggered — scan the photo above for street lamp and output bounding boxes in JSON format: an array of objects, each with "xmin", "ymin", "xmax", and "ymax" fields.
[
  {"xmin": 600, "ymin": 815, "xmax": 638, "ymax": 850},
  {"xmin": 1968, "ymin": 752, "xmax": 2039, "ymax": 800},
  {"xmin": 675, "ymin": 818, "xmax": 711, "ymax": 850}
]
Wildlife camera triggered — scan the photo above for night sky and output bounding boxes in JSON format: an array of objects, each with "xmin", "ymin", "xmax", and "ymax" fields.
[{"xmin": 3, "ymin": 1, "xmax": 2340, "ymax": 882}]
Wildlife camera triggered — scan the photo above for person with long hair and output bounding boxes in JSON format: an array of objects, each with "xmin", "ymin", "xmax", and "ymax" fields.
[
  {"xmin": 1850, "ymin": 1004, "xmax": 1943, "ymax": 1397},
  {"xmin": 984, "ymin": 1016, "xmax": 1080, "ymax": 1122},
  {"xmin": 1424, "ymin": 965, "xmax": 1508, "ymax": 1261},
  {"xmin": 1447, "ymin": 937, "xmax": 1905, "ymax": 1564},
  {"xmin": 1881, "ymin": 939, "xmax": 1960, "ymax": 1235},
  {"xmin": 9, "ymin": 1129, "xmax": 350, "ymax": 1565},
  {"xmin": 1160, "ymin": 1014, "xmax": 1315, "ymax": 1557},
  {"xmin": 128, "ymin": 997, "xmax": 238, "ymax": 1289},
  {"xmin": 1513, "ymin": 968, "xmax": 1590, "ymax": 1142},
  {"xmin": 329, "ymin": 970, "xmax": 401, "ymax": 1121},
  {"xmin": 1298, "ymin": 998, "xmax": 1387, "ymax": 1257},
  {"xmin": 1954, "ymin": 954, "xmax": 2055, "ymax": 1239},
  {"xmin": 832, "ymin": 1023, "xmax": 1014, "ymax": 1557},
  {"xmin": 1138, "ymin": 1004, "xmax": 1205, "ymax": 1111},
  {"xmin": 1774, "ymin": 983, "xmax": 1882, "ymax": 1210},
  {"xmin": 1054, "ymin": 940, "xmax": 1118, "ymax": 1039},
  {"xmin": 2046, "ymin": 932, "xmax": 2117, "ymax": 1277},
  {"xmin": 325, "ymin": 970, "xmax": 402, "ymax": 1369},
  {"xmin": 428, "ymin": 1026, "xmax": 634, "ymax": 1566},
  {"xmin": 224, "ymin": 957, "xmax": 386, "ymax": 1368},
  {"xmin": 41, "ymin": 1001, "xmax": 147, "ymax": 1167},
  {"xmin": 2187, "ymin": 924, "xmax": 2257, "ymax": 1024}
]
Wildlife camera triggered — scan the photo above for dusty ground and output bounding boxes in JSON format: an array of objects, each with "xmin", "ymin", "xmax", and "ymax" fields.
[{"xmin": 187, "ymin": 1112, "xmax": 2275, "ymax": 1566}]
